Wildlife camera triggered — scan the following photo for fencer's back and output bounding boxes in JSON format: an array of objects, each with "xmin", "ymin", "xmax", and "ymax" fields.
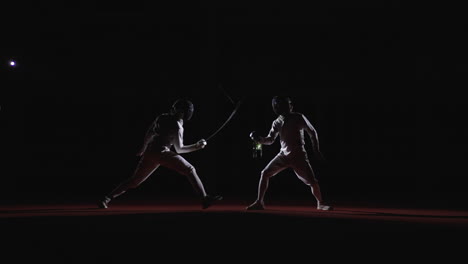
[{"xmin": 149, "ymin": 113, "xmax": 180, "ymax": 152}]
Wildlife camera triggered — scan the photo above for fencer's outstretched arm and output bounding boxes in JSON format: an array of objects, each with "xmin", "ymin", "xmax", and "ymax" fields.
[
  {"xmin": 251, "ymin": 121, "xmax": 279, "ymax": 145},
  {"xmin": 302, "ymin": 114, "xmax": 324, "ymax": 159},
  {"xmin": 173, "ymin": 128, "xmax": 206, "ymax": 154}
]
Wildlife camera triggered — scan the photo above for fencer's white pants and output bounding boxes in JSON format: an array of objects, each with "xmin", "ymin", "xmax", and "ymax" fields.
[
  {"xmin": 108, "ymin": 150, "xmax": 204, "ymax": 198},
  {"xmin": 129, "ymin": 150, "xmax": 196, "ymax": 187},
  {"xmin": 262, "ymin": 149, "xmax": 318, "ymax": 185}
]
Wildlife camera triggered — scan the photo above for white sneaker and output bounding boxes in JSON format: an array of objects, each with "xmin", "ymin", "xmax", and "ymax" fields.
[
  {"xmin": 98, "ymin": 196, "xmax": 111, "ymax": 209},
  {"xmin": 317, "ymin": 204, "xmax": 333, "ymax": 211}
]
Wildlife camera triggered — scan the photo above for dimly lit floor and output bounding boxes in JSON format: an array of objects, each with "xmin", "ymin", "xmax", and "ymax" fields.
[{"xmin": 2, "ymin": 198, "xmax": 468, "ymax": 242}]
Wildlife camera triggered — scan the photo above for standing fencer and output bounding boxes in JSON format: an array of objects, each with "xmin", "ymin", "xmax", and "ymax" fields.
[
  {"xmin": 246, "ymin": 96, "xmax": 333, "ymax": 211},
  {"xmin": 98, "ymin": 98, "xmax": 222, "ymax": 209}
]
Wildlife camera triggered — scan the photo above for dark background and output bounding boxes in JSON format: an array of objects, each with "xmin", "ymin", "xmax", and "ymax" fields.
[{"xmin": 1, "ymin": 1, "xmax": 467, "ymax": 208}]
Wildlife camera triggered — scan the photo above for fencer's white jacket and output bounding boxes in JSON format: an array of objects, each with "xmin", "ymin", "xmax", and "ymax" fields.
[
  {"xmin": 147, "ymin": 114, "xmax": 200, "ymax": 154},
  {"xmin": 257, "ymin": 112, "xmax": 320, "ymax": 156},
  {"xmin": 173, "ymin": 120, "xmax": 200, "ymax": 154}
]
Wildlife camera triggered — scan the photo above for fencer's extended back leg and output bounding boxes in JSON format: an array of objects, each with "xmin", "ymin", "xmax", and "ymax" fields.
[
  {"xmin": 107, "ymin": 155, "xmax": 161, "ymax": 200},
  {"xmin": 291, "ymin": 156, "xmax": 327, "ymax": 206}
]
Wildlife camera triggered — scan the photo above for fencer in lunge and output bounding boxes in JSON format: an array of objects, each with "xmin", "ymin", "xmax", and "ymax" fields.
[
  {"xmin": 247, "ymin": 96, "xmax": 333, "ymax": 211},
  {"xmin": 98, "ymin": 98, "xmax": 222, "ymax": 209}
]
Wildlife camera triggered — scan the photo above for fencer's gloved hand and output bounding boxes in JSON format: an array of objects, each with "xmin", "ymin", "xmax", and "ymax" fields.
[
  {"xmin": 249, "ymin": 131, "xmax": 261, "ymax": 142},
  {"xmin": 197, "ymin": 139, "xmax": 207, "ymax": 149}
]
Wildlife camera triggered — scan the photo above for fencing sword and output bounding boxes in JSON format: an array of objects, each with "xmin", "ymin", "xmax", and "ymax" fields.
[{"xmin": 205, "ymin": 85, "xmax": 242, "ymax": 141}]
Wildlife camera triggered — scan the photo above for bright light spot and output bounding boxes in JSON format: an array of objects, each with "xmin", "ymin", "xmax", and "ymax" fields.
[{"xmin": 9, "ymin": 61, "xmax": 16, "ymax": 66}]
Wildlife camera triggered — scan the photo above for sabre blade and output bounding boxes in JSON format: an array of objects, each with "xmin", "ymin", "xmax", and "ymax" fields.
[
  {"xmin": 219, "ymin": 84, "xmax": 235, "ymax": 106},
  {"xmin": 206, "ymin": 100, "xmax": 242, "ymax": 141}
]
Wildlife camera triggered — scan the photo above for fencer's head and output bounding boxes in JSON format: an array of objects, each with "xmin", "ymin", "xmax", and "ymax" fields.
[
  {"xmin": 272, "ymin": 96, "xmax": 293, "ymax": 116},
  {"xmin": 171, "ymin": 98, "xmax": 194, "ymax": 121}
]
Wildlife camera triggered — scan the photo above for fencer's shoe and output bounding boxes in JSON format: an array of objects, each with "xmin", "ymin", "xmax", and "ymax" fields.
[
  {"xmin": 245, "ymin": 201, "xmax": 265, "ymax": 211},
  {"xmin": 202, "ymin": 195, "xmax": 223, "ymax": 209},
  {"xmin": 98, "ymin": 196, "xmax": 111, "ymax": 209},
  {"xmin": 317, "ymin": 203, "xmax": 333, "ymax": 211}
]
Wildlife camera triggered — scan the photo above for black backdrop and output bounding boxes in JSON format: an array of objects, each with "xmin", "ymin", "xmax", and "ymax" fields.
[{"xmin": 1, "ymin": 2, "xmax": 467, "ymax": 208}]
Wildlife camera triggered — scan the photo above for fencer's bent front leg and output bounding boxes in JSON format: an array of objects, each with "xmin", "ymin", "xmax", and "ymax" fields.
[
  {"xmin": 160, "ymin": 153, "xmax": 207, "ymax": 197},
  {"xmin": 310, "ymin": 182, "xmax": 324, "ymax": 204},
  {"xmin": 185, "ymin": 167, "xmax": 207, "ymax": 197}
]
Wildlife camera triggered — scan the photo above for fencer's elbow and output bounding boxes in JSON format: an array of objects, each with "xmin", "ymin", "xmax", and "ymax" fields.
[
  {"xmin": 175, "ymin": 146, "xmax": 191, "ymax": 154},
  {"xmin": 173, "ymin": 145, "xmax": 183, "ymax": 153},
  {"xmin": 260, "ymin": 138, "xmax": 275, "ymax": 145}
]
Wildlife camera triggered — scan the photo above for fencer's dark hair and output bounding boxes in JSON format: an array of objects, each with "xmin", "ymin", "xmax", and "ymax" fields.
[
  {"xmin": 272, "ymin": 96, "xmax": 292, "ymax": 105},
  {"xmin": 272, "ymin": 96, "xmax": 293, "ymax": 115},
  {"xmin": 171, "ymin": 98, "xmax": 194, "ymax": 113}
]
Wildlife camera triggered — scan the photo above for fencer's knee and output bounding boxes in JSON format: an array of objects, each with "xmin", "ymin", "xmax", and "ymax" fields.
[
  {"xmin": 304, "ymin": 178, "xmax": 319, "ymax": 186},
  {"xmin": 184, "ymin": 165, "xmax": 197, "ymax": 176},
  {"xmin": 260, "ymin": 170, "xmax": 273, "ymax": 180}
]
